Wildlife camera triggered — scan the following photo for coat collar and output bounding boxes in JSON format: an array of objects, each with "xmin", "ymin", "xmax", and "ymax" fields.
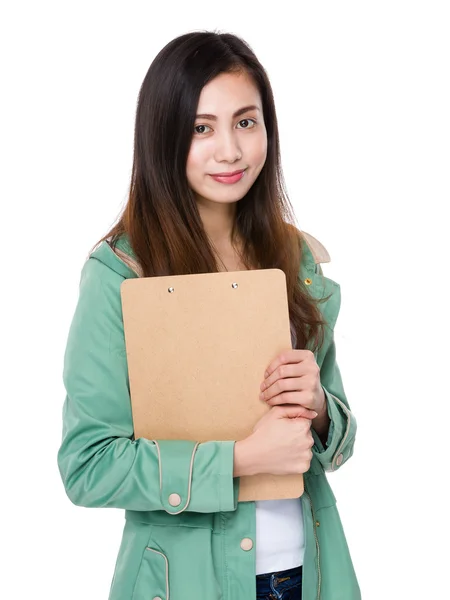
[
  {"xmin": 299, "ymin": 231, "xmax": 341, "ymax": 331},
  {"xmin": 90, "ymin": 231, "xmax": 340, "ymax": 330},
  {"xmin": 92, "ymin": 230, "xmax": 326, "ymax": 276}
]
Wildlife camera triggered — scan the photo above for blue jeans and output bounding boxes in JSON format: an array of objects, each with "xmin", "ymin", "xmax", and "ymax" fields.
[{"xmin": 256, "ymin": 565, "xmax": 302, "ymax": 599}]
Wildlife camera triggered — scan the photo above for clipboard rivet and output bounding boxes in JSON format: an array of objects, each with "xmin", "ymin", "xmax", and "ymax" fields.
[
  {"xmin": 168, "ymin": 287, "xmax": 175, "ymax": 293},
  {"xmin": 232, "ymin": 282, "xmax": 238, "ymax": 289}
]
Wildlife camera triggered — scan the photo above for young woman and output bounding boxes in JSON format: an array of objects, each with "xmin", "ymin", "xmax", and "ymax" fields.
[{"xmin": 57, "ymin": 31, "xmax": 360, "ymax": 600}]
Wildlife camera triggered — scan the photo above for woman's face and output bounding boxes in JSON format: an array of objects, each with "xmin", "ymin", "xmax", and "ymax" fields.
[{"xmin": 186, "ymin": 70, "xmax": 267, "ymax": 208}]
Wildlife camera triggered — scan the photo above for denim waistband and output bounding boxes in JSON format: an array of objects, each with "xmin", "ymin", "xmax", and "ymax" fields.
[{"xmin": 256, "ymin": 564, "xmax": 303, "ymax": 580}]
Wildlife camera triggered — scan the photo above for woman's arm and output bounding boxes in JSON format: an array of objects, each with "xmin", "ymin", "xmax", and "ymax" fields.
[
  {"xmin": 310, "ymin": 334, "xmax": 357, "ymax": 472},
  {"xmin": 57, "ymin": 257, "xmax": 241, "ymax": 513}
]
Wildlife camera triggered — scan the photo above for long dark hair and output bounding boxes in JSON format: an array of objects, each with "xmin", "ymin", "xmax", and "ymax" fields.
[{"xmin": 93, "ymin": 30, "xmax": 330, "ymax": 353}]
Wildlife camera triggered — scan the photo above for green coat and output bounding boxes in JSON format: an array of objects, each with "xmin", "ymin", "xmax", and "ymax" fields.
[{"xmin": 57, "ymin": 234, "xmax": 361, "ymax": 600}]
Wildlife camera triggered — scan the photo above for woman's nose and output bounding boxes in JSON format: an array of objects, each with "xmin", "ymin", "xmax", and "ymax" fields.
[{"xmin": 214, "ymin": 133, "xmax": 242, "ymax": 161}]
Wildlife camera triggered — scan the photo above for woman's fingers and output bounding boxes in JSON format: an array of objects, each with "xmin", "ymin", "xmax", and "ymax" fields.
[{"xmin": 273, "ymin": 404, "xmax": 318, "ymax": 419}]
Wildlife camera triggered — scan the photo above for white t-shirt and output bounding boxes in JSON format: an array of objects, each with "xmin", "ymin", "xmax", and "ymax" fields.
[
  {"xmin": 255, "ymin": 321, "xmax": 305, "ymax": 575},
  {"xmin": 255, "ymin": 498, "xmax": 305, "ymax": 574}
]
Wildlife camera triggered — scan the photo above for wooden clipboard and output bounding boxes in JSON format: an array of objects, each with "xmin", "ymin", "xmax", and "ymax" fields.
[{"xmin": 120, "ymin": 268, "xmax": 303, "ymax": 502}]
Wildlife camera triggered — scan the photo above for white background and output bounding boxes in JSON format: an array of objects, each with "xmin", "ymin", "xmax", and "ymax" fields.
[{"xmin": 2, "ymin": 1, "xmax": 449, "ymax": 598}]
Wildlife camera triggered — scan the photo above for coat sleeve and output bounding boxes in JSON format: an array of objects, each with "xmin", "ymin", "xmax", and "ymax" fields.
[
  {"xmin": 57, "ymin": 257, "xmax": 240, "ymax": 513},
  {"xmin": 311, "ymin": 332, "xmax": 358, "ymax": 473}
]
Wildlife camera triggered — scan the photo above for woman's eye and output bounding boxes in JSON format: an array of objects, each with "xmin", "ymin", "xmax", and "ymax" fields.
[
  {"xmin": 194, "ymin": 124, "xmax": 212, "ymax": 135},
  {"xmin": 194, "ymin": 118, "xmax": 257, "ymax": 135},
  {"xmin": 237, "ymin": 118, "xmax": 257, "ymax": 129}
]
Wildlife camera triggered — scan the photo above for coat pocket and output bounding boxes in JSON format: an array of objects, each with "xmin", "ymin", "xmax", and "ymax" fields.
[
  {"xmin": 108, "ymin": 520, "xmax": 155, "ymax": 600},
  {"xmin": 132, "ymin": 546, "xmax": 170, "ymax": 600},
  {"xmin": 133, "ymin": 524, "xmax": 223, "ymax": 600}
]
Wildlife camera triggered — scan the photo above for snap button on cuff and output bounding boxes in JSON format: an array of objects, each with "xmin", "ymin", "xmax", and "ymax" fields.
[
  {"xmin": 304, "ymin": 278, "xmax": 313, "ymax": 285},
  {"xmin": 240, "ymin": 537, "xmax": 253, "ymax": 551},
  {"xmin": 336, "ymin": 453, "xmax": 343, "ymax": 466},
  {"xmin": 168, "ymin": 493, "xmax": 181, "ymax": 506}
]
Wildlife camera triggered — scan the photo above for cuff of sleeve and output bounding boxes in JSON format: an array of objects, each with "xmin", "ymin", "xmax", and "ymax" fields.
[
  {"xmin": 311, "ymin": 386, "xmax": 344, "ymax": 460},
  {"xmin": 155, "ymin": 439, "xmax": 198, "ymax": 514},
  {"xmin": 219, "ymin": 441, "xmax": 240, "ymax": 512}
]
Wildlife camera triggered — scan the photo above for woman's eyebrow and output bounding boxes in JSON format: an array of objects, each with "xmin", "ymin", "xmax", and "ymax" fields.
[{"xmin": 195, "ymin": 105, "xmax": 260, "ymax": 121}]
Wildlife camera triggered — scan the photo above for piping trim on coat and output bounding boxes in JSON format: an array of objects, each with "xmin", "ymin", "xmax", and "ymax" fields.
[
  {"xmin": 152, "ymin": 440, "xmax": 201, "ymax": 514},
  {"xmin": 145, "ymin": 547, "xmax": 170, "ymax": 600}
]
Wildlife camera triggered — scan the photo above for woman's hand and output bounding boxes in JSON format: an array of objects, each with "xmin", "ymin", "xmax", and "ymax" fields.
[
  {"xmin": 244, "ymin": 404, "xmax": 317, "ymax": 476},
  {"xmin": 260, "ymin": 349, "xmax": 326, "ymax": 415}
]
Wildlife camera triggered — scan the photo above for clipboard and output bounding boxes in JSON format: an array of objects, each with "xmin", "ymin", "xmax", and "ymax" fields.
[{"xmin": 120, "ymin": 268, "xmax": 304, "ymax": 502}]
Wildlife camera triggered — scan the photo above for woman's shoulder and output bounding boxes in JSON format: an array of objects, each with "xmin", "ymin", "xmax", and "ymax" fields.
[
  {"xmin": 73, "ymin": 235, "xmax": 138, "ymax": 320},
  {"xmin": 87, "ymin": 234, "xmax": 141, "ymax": 279}
]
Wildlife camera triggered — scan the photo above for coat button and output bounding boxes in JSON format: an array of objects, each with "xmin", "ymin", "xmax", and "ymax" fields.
[
  {"xmin": 304, "ymin": 278, "xmax": 312, "ymax": 285},
  {"xmin": 168, "ymin": 493, "xmax": 181, "ymax": 506},
  {"xmin": 240, "ymin": 537, "xmax": 253, "ymax": 551},
  {"xmin": 336, "ymin": 453, "xmax": 343, "ymax": 466}
]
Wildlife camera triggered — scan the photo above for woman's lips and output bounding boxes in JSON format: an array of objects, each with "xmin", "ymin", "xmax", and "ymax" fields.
[{"xmin": 209, "ymin": 169, "xmax": 246, "ymax": 184}]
